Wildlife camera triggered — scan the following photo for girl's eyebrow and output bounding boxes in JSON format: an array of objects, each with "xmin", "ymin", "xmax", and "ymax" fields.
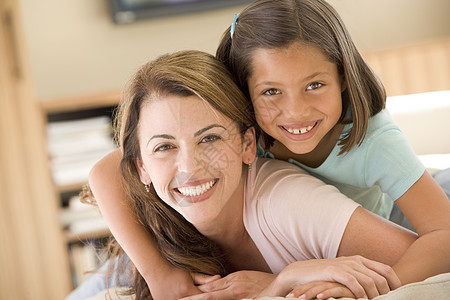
[
  {"xmin": 253, "ymin": 71, "xmax": 329, "ymax": 89},
  {"xmin": 147, "ymin": 124, "xmax": 226, "ymax": 145},
  {"xmin": 304, "ymin": 71, "xmax": 329, "ymax": 81}
]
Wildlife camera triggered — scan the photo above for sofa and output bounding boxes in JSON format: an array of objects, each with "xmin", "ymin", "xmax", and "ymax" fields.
[{"xmin": 386, "ymin": 90, "xmax": 450, "ymax": 174}]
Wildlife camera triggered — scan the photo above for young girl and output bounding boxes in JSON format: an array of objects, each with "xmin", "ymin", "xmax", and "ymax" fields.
[
  {"xmin": 78, "ymin": 50, "xmax": 415, "ymax": 300},
  {"xmin": 79, "ymin": 0, "xmax": 449, "ymax": 299},
  {"xmin": 215, "ymin": 0, "xmax": 450, "ymax": 288}
]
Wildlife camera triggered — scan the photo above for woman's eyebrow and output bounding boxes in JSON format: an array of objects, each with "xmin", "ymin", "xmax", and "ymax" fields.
[
  {"xmin": 147, "ymin": 134, "xmax": 175, "ymax": 147},
  {"xmin": 149, "ymin": 134, "xmax": 175, "ymax": 141},
  {"xmin": 146, "ymin": 124, "xmax": 226, "ymax": 146},
  {"xmin": 194, "ymin": 124, "xmax": 226, "ymax": 137}
]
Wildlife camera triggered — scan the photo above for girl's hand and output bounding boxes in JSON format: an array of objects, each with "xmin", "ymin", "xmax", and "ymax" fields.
[
  {"xmin": 286, "ymin": 281, "xmax": 355, "ymax": 299},
  {"xmin": 146, "ymin": 267, "xmax": 217, "ymax": 300},
  {"xmin": 259, "ymin": 256, "xmax": 401, "ymax": 299},
  {"xmin": 179, "ymin": 270, "xmax": 276, "ymax": 300}
]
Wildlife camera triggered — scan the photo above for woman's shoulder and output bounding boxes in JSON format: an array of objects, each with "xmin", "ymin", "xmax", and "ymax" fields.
[
  {"xmin": 251, "ymin": 157, "xmax": 352, "ymax": 206},
  {"xmin": 254, "ymin": 157, "xmax": 308, "ymax": 175}
]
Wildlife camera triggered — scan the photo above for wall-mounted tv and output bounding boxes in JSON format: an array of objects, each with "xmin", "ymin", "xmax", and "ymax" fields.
[{"xmin": 109, "ymin": 0, "xmax": 254, "ymax": 24}]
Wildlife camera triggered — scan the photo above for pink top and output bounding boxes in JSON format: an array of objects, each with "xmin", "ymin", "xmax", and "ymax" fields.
[{"xmin": 244, "ymin": 158, "xmax": 360, "ymax": 274}]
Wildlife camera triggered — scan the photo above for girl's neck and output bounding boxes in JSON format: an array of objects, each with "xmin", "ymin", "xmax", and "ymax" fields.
[{"xmin": 270, "ymin": 123, "xmax": 344, "ymax": 168}]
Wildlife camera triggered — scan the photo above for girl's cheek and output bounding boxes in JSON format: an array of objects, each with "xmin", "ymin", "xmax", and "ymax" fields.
[{"xmin": 253, "ymin": 99, "xmax": 281, "ymax": 122}]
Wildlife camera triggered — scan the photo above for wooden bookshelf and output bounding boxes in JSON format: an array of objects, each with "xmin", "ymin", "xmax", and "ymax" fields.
[{"xmin": 40, "ymin": 92, "xmax": 119, "ymax": 289}]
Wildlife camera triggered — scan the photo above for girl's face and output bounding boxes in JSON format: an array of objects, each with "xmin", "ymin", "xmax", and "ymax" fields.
[
  {"xmin": 247, "ymin": 43, "xmax": 344, "ymax": 154},
  {"xmin": 136, "ymin": 95, "xmax": 254, "ymax": 230}
]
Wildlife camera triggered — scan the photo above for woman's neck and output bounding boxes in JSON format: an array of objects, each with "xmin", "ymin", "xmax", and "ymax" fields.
[
  {"xmin": 196, "ymin": 167, "xmax": 248, "ymax": 246},
  {"xmin": 270, "ymin": 123, "xmax": 344, "ymax": 168},
  {"xmin": 196, "ymin": 166, "xmax": 271, "ymax": 272}
]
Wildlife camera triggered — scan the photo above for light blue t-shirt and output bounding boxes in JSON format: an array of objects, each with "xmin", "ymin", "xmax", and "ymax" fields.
[{"xmin": 257, "ymin": 109, "xmax": 425, "ymax": 219}]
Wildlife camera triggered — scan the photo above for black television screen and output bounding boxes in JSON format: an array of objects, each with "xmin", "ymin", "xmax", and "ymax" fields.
[{"xmin": 109, "ymin": 0, "xmax": 254, "ymax": 24}]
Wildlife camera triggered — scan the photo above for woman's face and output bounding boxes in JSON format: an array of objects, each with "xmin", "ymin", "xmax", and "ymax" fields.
[
  {"xmin": 247, "ymin": 43, "xmax": 344, "ymax": 154},
  {"xmin": 136, "ymin": 94, "xmax": 254, "ymax": 229}
]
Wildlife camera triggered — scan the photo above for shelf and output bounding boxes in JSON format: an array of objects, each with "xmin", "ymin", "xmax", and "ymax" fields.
[
  {"xmin": 40, "ymin": 92, "xmax": 119, "ymax": 289},
  {"xmin": 65, "ymin": 228, "xmax": 111, "ymax": 244},
  {"xmin": 56, "ymin": 181, "xmax": 88, "ymax": 194},
  {"xmin": 40, "ymin": 90, "xmax": 121, "ymax": 114}
]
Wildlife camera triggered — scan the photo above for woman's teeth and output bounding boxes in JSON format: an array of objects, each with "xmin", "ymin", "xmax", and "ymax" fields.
[
  {"xmin": 177, "ymin": 180, "xmax": 216, "ymax": 196},
  {"xmin": 286, "ymin": 125, "xmax": 314, "ymax": 135}
]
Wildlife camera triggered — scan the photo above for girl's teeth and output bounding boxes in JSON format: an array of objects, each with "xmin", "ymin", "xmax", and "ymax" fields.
[
  {"xmin": 178, "ymin": 180, "xmax": 215, "ymax": 196},
  {"xmin": 287, "ymin": 125, "xmax": 314, "ymax": 135}
]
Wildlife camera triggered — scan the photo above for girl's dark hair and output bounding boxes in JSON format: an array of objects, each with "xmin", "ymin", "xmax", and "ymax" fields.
[
  {"xmin": 217, "ymin": 0, "xmax": 386, "ymax": 154},
  {"xmin": 110, "ymin": 50, "xmax": 254, "ymax": 298}
]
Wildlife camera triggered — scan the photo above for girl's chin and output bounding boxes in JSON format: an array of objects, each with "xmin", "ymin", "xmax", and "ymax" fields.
[{"xmin": 284, "ymin": 141, "xmax": 320, "ymax": 156}]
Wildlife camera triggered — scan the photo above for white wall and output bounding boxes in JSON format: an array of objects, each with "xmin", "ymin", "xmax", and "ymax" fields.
[{"xmin": 18, "ymin": 0, "xmax": 450, "ymax": 101}]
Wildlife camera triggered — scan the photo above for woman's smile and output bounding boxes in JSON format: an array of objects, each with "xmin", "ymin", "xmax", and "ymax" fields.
[{"xmin": 174, "ymin": 178, "xmax": 219, "ymax": 204}]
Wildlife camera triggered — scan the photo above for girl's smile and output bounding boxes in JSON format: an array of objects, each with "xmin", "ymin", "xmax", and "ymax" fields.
[
  {"xmin": 248, "ymin": 42, "xmax": 344, "ymax": 156},
  {"xmin": 280, "ymin": 120, "xmax": 321, "ymax": 141}
]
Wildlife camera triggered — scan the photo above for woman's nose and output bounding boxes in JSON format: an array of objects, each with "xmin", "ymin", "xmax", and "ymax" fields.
[{"xmin": 176, "ymin": 147, "xmax": 202, "ymax": 174}]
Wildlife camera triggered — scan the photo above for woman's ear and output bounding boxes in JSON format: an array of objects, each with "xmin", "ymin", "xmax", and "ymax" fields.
[
  {"xmin": 242, "ymin": 127, "xmax": 257, "ymax": 164},
  {"xmin": 135, "ymin": 159, "xmax": 152, "ymax": 185},
  {"xmin": 340, "ymin": 75, "xmax": 347, "ymax": 92}
]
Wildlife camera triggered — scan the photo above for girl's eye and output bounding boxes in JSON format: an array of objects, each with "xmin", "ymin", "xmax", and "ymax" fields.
[
  {"xmin": 306, "ymin": 82, "xmax": 324, "ymax": 90},
  {"xmin": 154, "ymin": 144, "xmax": 175, "ymax": 152},
  {"xmin": 262, "ymin": 88, "xmax": 281, "ymax": 96},
  {"xmin": 200, "ymin": 135, "xmax": 220, "ymax": 143}
]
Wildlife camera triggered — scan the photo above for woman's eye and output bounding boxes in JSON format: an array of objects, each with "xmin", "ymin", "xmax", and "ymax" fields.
[
  {"xmin": 200, "ymin": 135, "xmax": 220, "ymax": 143},
  {"xmin": 306, "ymin": 82, "xmax": 324, "ymax": 90},
  {"xmin": 154, "ymin": 144, "xmax": 174, "ymax": 152},
  {"xmin": 262, "ymin": 88, "xmax": 280, "ymax": 96}
]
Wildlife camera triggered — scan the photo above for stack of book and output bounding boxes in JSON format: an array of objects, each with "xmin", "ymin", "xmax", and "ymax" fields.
[{"xmin": 46, "ymin": 115, "xmax": 117, "ymax": 187}]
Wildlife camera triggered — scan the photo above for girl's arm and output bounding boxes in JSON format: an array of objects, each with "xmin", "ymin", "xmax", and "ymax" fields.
[
  {"xmin": 285, "ymin": 184, "xmax": 450, "ymax": 299},
  {"xmin": 89, "ymin": 149, "xmax": 203, "ymax": 299},
  {"xmin": 391, "ymin": 171, "xmax": 450, "ymax": 284}
]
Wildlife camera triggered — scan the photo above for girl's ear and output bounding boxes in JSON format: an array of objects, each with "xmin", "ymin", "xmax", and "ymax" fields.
[
  {"xmin": 242, "ymin": 127, "xmax": 257, "ymax": 164},
  {"xmin": 135, "ymin": 159, "xmax": 152, "ymax": 185}
]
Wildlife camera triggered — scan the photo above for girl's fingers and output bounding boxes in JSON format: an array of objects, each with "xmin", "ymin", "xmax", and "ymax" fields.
[
  {"xmin": 333, "ymin": 256, "xmax": 398, "ymax": 297},
  {"xmin": 315, "ymin": 286, "xmax": 355, "ymax": 300},
  {"xmin": 332, "ymin": 270, "xmax": 367, "ymax": 299},
  {"xmin": 360, "ymin": 256, "xmax": 402, "ymax": 290},
  {"xmin": 286, "ymin": 281, "xmax": 355, "ymax": 300},
  {"xmin": 191, "ymin": 273, "xmax": 221, "ymax": 285}
]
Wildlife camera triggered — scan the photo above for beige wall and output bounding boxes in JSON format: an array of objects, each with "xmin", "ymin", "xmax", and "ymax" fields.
[{"xmin": 18, "ymin": 0, "xmax": 450, "ymax": 101}]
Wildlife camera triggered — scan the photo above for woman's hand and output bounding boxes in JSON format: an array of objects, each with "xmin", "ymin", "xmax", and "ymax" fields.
[
  {"xmin": 259, "ymin": 256, "xmax": 401, "ymax": 299},
  {"xmin": 179, "ymin": 270, "xmax": 276, "ymax": 300}
]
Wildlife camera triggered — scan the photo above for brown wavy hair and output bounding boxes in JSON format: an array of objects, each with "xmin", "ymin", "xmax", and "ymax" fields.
[
  {"xmin": 216, "ymin": 0, "xmax": 386, "ymax": 154},
  {"xmin": 109, "ymin": 50, "xmax": 255, "ymax": 299}
]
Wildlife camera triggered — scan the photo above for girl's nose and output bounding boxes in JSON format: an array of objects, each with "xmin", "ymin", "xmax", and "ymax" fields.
[{"xmin": 283, "ymin": 92, "xmax": 310, "ymax": 119}]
